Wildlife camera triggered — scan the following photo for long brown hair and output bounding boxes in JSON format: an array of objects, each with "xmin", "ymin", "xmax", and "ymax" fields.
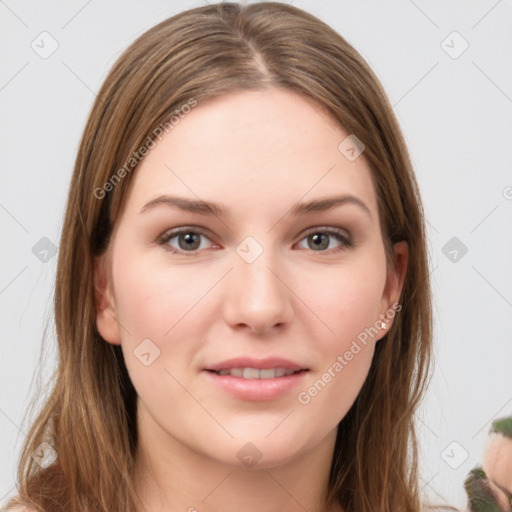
[{"xmin": 5, "ymin": 3, "xmax": 432, "ymax": 511}]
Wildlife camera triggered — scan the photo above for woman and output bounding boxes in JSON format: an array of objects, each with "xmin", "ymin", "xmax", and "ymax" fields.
[{"xmin": 5, "ymin": 2, "xmax": 433, "ymax": 511}]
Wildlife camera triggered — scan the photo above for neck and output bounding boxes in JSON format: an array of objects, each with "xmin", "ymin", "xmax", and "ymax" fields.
[{"xmin": 133, "ymin": 407, "xmax": 342, "ymax": 512}]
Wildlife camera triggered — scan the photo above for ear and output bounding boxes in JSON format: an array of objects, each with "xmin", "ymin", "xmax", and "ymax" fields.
[
  {"xmin": 94, "ymin": 253, "xmax": 122, "ymax": 345},
  {"xmin": 378, "ymin": 241, "xmax": 408, "ymax": 336}
]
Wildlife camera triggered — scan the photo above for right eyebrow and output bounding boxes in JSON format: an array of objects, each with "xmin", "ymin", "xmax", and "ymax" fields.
[{"xmin": 140, "ymin": 195, "xmax": 229, "ymax": 217}]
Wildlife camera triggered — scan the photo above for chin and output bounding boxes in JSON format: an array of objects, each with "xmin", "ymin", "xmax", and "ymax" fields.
[{"xmin": 201, "ymin": 426, "xmax": 321, "ymax": 470}]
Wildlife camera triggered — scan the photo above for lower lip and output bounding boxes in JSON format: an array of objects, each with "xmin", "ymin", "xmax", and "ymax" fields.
[{"xmin": 202, "ymin": 370, "xmax": 308, "ymax": 401}]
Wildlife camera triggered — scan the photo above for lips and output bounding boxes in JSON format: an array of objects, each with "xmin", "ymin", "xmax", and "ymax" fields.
[
  {"xmin": 202, "ymin": 357, "xmax": 309, "ymax": 400},
  {"xmin": 204, "ymin": 357, "xmax": 308, "ymax": 376},
  {"xmin": 214, "ymin": 367, "xmax": 299, "ymax": 379}
]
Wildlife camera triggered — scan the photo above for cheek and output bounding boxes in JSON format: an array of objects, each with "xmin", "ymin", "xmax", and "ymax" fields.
[
  {"xmin": 111, "ymin": 257, "xmax": 214, "ymax": 408},
  {"xmin": 293, "ymin": 254, "xmax": 386, "ymax": 413},
  {"xmin": 300, "ymin": 255, "xmax": 387, "ymax": 348},
  {"xmin": 112, "ymin": 254, "xmax": 214, "ymax": 342}
]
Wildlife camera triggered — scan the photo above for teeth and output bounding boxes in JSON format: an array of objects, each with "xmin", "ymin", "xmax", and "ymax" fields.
[
  {"xmin": 274, "ymin": 368, "xmax": 287, "ymax": 377},
  {"xmin": 216, "ymin": 367, "xmax": 299, "ymax": 379},
  {"xmin": 259, "ymin": 369, "xmax": 277, "ymax": 379},
  {"xmin": 230, "ymin": 368, "xmax": 244, "ymax": 377},
  {"xmin": 243, "ymin": 367, "xmax": 260, "ymax": 379}
]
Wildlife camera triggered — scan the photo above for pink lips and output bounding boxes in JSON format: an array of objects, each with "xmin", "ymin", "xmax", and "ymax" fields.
[{"xmin": 203, "ymin": 357, "xmax": 309, "ymax": 401}]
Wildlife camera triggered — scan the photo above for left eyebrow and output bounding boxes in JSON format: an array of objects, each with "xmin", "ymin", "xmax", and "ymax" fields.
[{"xmin": 290, "ymin": 194, "xmax": 372, "ymax": 218}]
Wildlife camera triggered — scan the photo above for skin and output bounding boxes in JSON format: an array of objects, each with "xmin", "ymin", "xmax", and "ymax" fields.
[{"xmin": 95, "ymin": 88, "xmax": 408, "ymax": 512}]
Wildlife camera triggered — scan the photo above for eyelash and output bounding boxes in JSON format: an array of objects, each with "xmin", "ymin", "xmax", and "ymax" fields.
[{"xmin": 156, "ymin": 226, "xmax": 353, "ymax": 256}]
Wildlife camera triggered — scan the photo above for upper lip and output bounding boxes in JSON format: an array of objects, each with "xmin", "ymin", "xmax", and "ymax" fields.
[{"xmin": 204, "ymin": 357, "xmax": 309, "ymax": 372}]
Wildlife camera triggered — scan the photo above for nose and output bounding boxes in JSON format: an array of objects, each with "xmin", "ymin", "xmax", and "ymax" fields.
[{"xmin": 221, "ymin": 244, "xmax": 293, "ymax": 335}]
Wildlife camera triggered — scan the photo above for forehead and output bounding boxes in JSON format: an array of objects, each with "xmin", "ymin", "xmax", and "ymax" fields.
[{"xmin": 123, "ymin": 88, "xmax": 378, "ymax": 219}]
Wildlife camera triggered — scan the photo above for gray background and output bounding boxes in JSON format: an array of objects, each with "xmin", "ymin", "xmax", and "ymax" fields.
[{"xmin": 1, "ymin": 0, "xmax": 511, "ymax": 509}]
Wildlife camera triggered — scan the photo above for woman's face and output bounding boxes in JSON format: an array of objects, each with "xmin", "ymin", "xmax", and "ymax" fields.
[{"xmin": 95, "ymin": 87, "xmax": 407, "ymax": 469}]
